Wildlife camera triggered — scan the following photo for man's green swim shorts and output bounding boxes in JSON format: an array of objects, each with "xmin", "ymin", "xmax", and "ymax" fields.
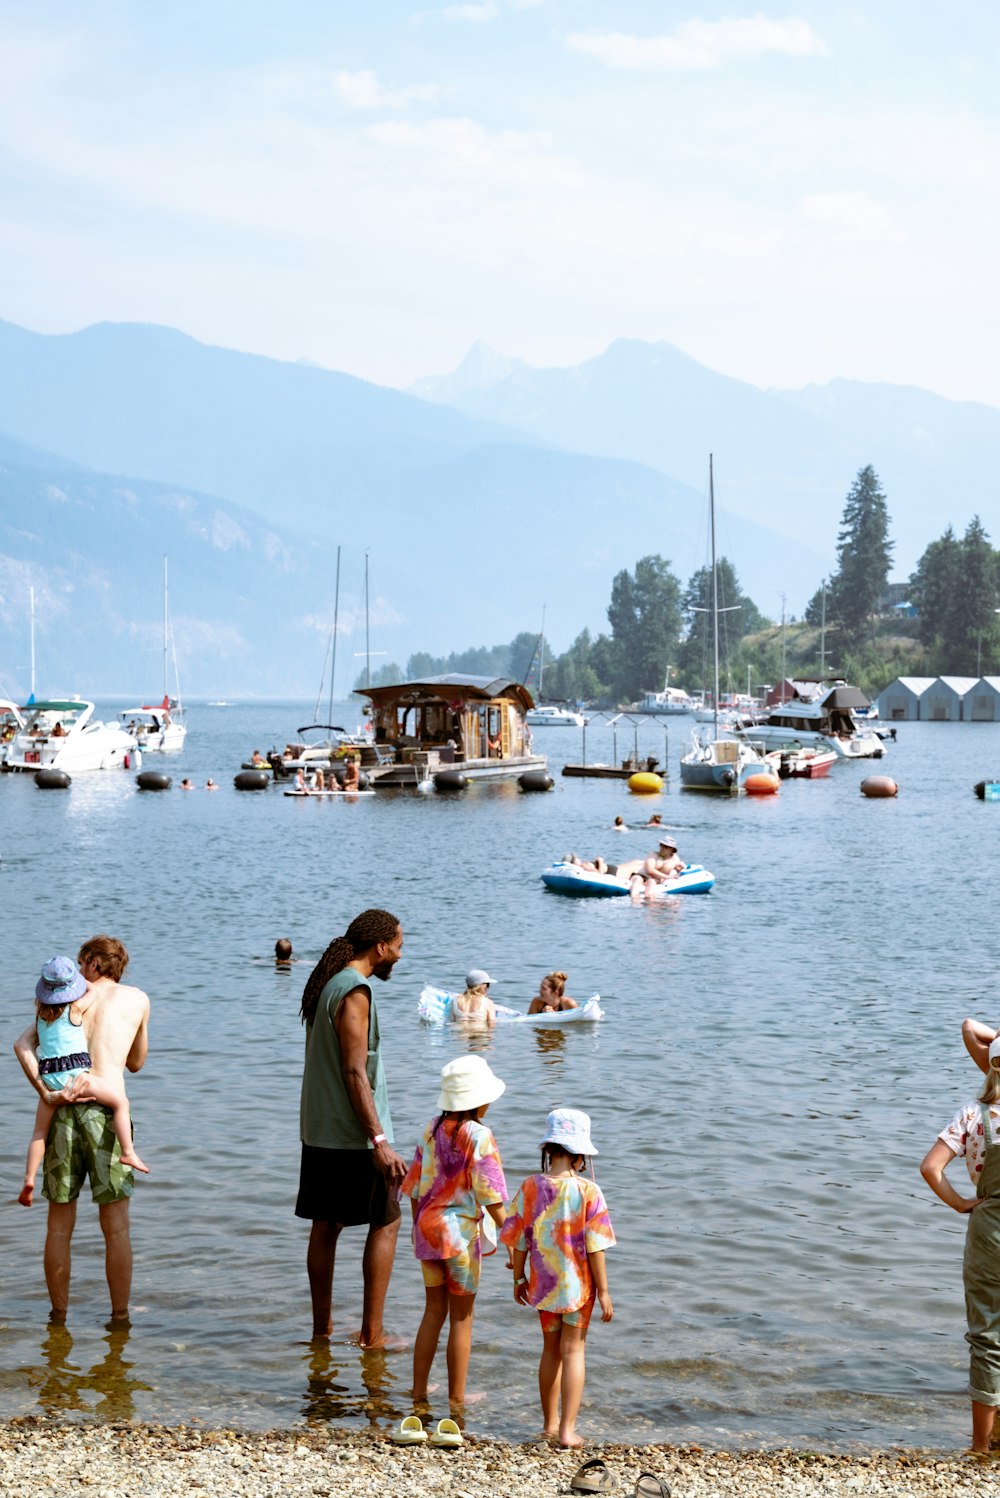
[{"xmin": 43, "ymin": 1103, "xmax": 134, "ymax": 1205}]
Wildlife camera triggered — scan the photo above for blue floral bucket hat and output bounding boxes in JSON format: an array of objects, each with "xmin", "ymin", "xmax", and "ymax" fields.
[
  {"xmin": 36, "ymin": 955, "xmax": 88, "ymax": 1005},
  {"xmin": 540, "ymin": 1107, "xmax": 598, "ymax": 1157}
]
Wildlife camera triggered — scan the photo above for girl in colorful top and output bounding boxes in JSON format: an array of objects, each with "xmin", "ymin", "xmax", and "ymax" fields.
[
  {"xmin": 19, "ymin": 956, "xmax": 148, "ymax": 1206},
  {"xmin": 501, "ymin": 1107, "xmax": 615, "ymax": 1448},
  {"xmin": 921, "ymin": 1032, "xmax": 1000, "ymax": 1452},
  {"xmin": 401, "ymin": 1055, "xmax": 508, "ymax": 1405}
]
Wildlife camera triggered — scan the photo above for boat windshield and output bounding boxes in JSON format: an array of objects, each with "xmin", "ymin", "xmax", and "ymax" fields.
[{"xmin": 21, "ymin": 702, "xmax": 87, "ymax": 735}]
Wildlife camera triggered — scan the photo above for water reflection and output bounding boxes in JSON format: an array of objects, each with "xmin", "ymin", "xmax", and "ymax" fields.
[
  {"xmin": 300, "ymin": 1340, "xmax": 401, "ymax": 1427},
  {"xmin": 21, "ymin": 1321, "xmax": 152, "ymax": 1421},
  {"xmin": 533, "ymin": 1027, "xmax": 567, "ymax": 1064}
]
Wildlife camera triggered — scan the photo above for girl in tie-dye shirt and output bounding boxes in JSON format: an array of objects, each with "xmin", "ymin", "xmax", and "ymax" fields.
[
  {"xmin": 401, "ymin": 1055, "xmax": 508, "ymax": 1406},
  {"xmin": 501, "ymin": 1107, "xmax": 615, "ymax": 1449}
]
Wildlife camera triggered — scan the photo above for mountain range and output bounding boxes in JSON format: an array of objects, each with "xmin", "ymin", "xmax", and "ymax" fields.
[
  {"xmin": 412, "ymin": 338, "xmax": 1000, "ymax": 568},
  {"xmin": 1, "ymin": 315, "xmax": 996, "ymax": 697}
]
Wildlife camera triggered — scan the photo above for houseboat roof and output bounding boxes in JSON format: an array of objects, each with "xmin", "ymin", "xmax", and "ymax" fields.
[{"xmin": 357, "ymin": 675, "xmax": 534, "ymax": 712}]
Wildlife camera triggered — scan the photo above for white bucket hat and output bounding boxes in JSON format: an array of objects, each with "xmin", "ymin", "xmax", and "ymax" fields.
[
  {"xmin": 465, "ymin": 968, "xmax": 495, "ymax": 988},
  {"xmin": 989, "ymin": 1035, "xmax": 1000, "ymax": 1068},
  {"xmin": 540, "ymin": 1107, "xmax": 598, "ymax": 1157},
  {"xmin": 438, "ymin": 1055, "xmax": 506, "ymax": 1112}
]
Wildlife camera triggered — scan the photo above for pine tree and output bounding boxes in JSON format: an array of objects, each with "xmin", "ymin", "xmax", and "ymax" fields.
[{"xmin": 829, "ymin": 466, "xmax": 894, "ymax": 643}]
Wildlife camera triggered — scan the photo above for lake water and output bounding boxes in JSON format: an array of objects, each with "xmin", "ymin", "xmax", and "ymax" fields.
[{"xmin": 1, "ymin": 702, "xmax": 998, "ymax": 1450}]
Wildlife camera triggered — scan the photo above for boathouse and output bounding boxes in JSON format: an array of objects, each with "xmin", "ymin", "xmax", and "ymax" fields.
[
  {"xmin": 875, "ymin": 677, "xmax": 935, "ymax": 721},
  {"xmin": 964, "ymin": 678, "xmax": 1000, "ymax": 722},
  {"xmin": 922, "ymin": 676, "xmax": 979, "ymax": 722}
]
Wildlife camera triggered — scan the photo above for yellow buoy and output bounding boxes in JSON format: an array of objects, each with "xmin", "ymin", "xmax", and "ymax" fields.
[{"xmin": 628, "ymin": 771, "xmax": 663, "ymax": 795}]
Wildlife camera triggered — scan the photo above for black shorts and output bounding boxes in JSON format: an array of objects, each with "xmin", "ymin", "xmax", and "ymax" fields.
[{"xmin": 295, "ymin": 1144, "xmax": 401, "ymax": 1228}]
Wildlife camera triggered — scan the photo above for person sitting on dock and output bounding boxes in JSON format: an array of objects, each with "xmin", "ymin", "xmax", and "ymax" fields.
[
  {"xmin": 342, "ymin": 757, "xmax": 361, "ymax": 791},
  {"xmin": 528, "ymin": 972, "xmax": 578, "ymax": 1015},
  {"xmin": 451, "ymin": 969, "xmax": 497, "ymax": 1030}
]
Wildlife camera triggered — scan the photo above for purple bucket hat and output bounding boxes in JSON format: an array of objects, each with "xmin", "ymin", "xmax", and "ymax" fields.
[
  {"xmin": 36, "ymin": 955, "xmax": 88, "ymax": 1005},
  {"xmin": 540, "ymin": 1107, "xmax": 598, "ymax": 1157}
]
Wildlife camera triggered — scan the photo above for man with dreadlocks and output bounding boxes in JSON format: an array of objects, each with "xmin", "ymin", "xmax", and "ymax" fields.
[{"xmin": 296, "ymin": 908, "xmax": 406, "ymax": 1345}]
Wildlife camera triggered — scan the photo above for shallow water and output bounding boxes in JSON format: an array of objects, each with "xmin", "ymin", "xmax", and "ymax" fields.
[{"xmin": 1, "ymin": 704, "xmax": 997, "ymax": 1448}]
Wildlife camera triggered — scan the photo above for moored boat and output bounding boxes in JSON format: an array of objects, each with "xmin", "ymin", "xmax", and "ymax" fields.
[
  {"xmin": 119, "ymin": 697, "xmax": 185, "ymax": 753},
  {"xmin": 5, "ymin": 700, "xmax": 137, "ymax": 773},
  {"xmin": 357, "ymin": 673, "xmax": 547, "ymax": 785},
  {"xmin": 526, "ymin": 703, "xmax": 586, "ymax": 728},
  {"xmin": 0, "ymin": 699, "xmax": 26, "ymax": 765},
  {"xmin": 735, "ymin": 684, "xmax": 884, "ymax": 758},
  {"xmin": 766, "ymin": 746, "xmax": 838, "ymax": 779}
]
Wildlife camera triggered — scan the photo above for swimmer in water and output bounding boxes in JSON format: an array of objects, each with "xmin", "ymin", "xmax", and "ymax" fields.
[
  {"xmin": 528, "ymin": 972, "xmax": 578, "ymax": 1015},
  {"xmin": 452, "ymin": 970, "xmax": 497, "ymax": 1029}
]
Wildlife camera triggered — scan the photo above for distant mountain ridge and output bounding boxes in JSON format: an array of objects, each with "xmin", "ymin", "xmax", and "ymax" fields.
[
  {"xmin": 412, "ymin": 339, "xmax": 1000, "ymax": 572},
  {"xmin": 0, "ymin": 317, "xmax": 830, "ymax": 692}
]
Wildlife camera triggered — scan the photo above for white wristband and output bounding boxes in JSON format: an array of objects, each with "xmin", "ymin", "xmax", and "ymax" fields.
[{"xmin": 371, "ymin": 1133, "xmax": 387, "ymax": 1146}]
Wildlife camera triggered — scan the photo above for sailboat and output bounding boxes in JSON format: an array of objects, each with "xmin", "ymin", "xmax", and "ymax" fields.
[
  {"xmin": 680, "ymin": 458, "xmax": 769, "ymax": 794},
  {"xmin": 118, "ymin": 558, "xmax": 186, "ymax": 752},
  {"xmin": 525, "ymin": 605, "xmax": 585, "ymax": 727},
  {"xmin": 288, "ymin": 548, "xmax": 373, "ymax": 763}
]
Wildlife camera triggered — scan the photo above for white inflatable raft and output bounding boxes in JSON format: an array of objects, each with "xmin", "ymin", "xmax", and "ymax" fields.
[
  {"xmin": 418, "ymin": 985, "xmax": 604, "ymax": 1026},
  {"xmin": 540, "ymin": 860, "xmax": 715, "ymax": 896},
  {"xmin": 283, "ymin": 788, "xmax": 375, "ymax": 797}
]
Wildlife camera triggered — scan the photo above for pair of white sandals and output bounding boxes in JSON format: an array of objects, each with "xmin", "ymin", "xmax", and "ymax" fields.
[{"xmin": 391, "ymin": 1415, "xmax": 463, "ymax": 1448}]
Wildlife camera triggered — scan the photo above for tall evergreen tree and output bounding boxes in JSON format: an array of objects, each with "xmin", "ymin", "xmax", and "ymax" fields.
[
  {"xmin": 829, "ymin": 466, "xmax": 894, "ymax": 642},
  {"xmin": 952, "ymin": 517, "xmax": 999, "ymax": 673},
  {"xmin": 909, "ymin": 527, "xmax": 961, "ymax": 650},
  {"xmin": 606, "ymin": 554, "xmax": 682, "ymax": 702}
]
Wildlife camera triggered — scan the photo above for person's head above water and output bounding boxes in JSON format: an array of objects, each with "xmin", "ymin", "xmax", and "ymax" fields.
[
  {"xmin": 541, "ymin": 970, "xmax": 568, "ymax": 999},
  {"xmin": 299, "ymin": 908, "xmax": 402, "ymax": 1023},
  {"xmin": 465, "ymin": 967, "xmax": 494, "ymax": 993},
  {"xmin": 275, "ymin": 938, "xmax": 293, "ymax": 963}
]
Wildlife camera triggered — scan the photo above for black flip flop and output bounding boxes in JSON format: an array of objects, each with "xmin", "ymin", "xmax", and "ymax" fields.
[
  {"xmin": 570, "ymin": 1457, "xmax": 614, "ymax": 1494},
  {"xmin": 635, "ymin": 1475, "xmax": 671, "ymax": 1498}
]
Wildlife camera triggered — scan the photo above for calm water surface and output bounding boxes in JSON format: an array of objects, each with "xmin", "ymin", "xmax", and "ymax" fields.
[{"xmin": 2, "ymin": 703, "xmax": 999, "ymax": 1449}]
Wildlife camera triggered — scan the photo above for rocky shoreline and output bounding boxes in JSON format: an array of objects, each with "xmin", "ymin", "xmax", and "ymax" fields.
[{"xmin": 1, "ymin": 1421, "xmax": 997, "ymax": 1497}]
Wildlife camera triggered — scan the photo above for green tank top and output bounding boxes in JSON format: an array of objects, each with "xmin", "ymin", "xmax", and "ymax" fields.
[{"xmin": 299, "ymin": 966, "xmax": 394, "ymax": 1149}]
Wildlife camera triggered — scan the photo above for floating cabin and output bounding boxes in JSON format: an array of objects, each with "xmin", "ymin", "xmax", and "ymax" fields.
[{"xmin": 356, "ymin": 674, "xmax": 549, "ymax": 786}]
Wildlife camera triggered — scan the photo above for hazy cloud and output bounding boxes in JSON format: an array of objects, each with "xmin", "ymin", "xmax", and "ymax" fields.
[
  {"xmin": 566, "ymin": 14, "xmax": 827, "ymax": 71},
  {"xmin": 333, "ymin": 69, "xmax": 439, "ymax": 110}
]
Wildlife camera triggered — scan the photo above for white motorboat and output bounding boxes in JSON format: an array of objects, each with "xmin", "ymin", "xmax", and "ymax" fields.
[
  {"xmin": 526, "ymin": 703, "xmax": 586, "ymax": 728},
  {"xmin": 638, "ymin": 686, "xmax": 696, "ymax": 715},
  {"xmin": 119, "ymin": 700, "xmax": 185, "ymax": 753},
  {"xmin": 734, "ymin": 684, "xmax": 885, "ymax": 759},
  {"xmin": 5, "ymin": 700, "xmax": 138, "ymax": 773},
  {"xmin": 0, "ymin": 699, "xmax": 26, "ymax": 765}
]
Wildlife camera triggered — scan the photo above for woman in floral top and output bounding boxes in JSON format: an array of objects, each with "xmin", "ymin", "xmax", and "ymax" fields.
[
  {"xmin": 401, "ymin": 1055, "xmax": 507, "ymax": 1406},
  {"xmin": 501, "ymin": 1107, "xmax": 615, "ymax": 1448},
  {"xmin": 921, "ymin": 1033, "xmax": 1000, "ymax": 1452}
]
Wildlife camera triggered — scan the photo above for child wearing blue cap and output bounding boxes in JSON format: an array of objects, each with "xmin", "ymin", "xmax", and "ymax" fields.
[{"xmin": 18, "ymin": 955, "xmax": 148, "ymax": 1206}]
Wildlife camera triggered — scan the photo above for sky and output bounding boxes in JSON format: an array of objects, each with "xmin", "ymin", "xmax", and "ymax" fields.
[{"xmin": 1, "ymin": 2, "xmax": 998, "ymax": 404}]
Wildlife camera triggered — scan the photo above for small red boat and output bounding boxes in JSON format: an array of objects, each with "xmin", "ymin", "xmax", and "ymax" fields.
[{"xmin": 767, "ymin": 748, "xmax": 837, "ymax": 779}]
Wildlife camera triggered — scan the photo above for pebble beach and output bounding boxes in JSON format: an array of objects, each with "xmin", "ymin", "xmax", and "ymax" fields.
[{"xmin": 2, "ymin": 1423, "xmax": 998, "ymax": 1498}]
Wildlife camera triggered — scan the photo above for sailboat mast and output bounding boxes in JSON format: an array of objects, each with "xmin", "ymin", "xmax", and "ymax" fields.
[
  {"xmin": 710, "ymin": 454, "xmax": 719, "ymax": 740},
  {"xmin": 539, "ymin": 604, "xmax": 546, "ymax": 698},
  {"xmin": 29, "ymin": 585, "xmax": 36, "ymax": 699},
  {"xmin": 364, "ymin": 551, "xmax": 370, "ymax": 689},
  {"xmin": 163, "ymin": 557, "xmax": 169, "ymax": 701},
  {"xmin": 328, "ymin": 545, "xmax": 341, "ymax": 727}
]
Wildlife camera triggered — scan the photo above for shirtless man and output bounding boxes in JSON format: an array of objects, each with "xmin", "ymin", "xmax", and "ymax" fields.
[
  {"xmin": 617, "ymin": 836, "xmax": 684, "ymax": 897},
  {"xmin": 13, "ymin": 935, "xmax": 150, "ymax": 1323}
]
